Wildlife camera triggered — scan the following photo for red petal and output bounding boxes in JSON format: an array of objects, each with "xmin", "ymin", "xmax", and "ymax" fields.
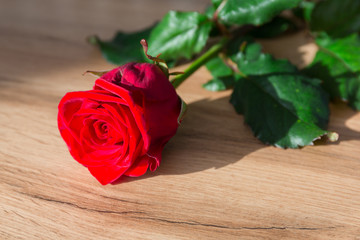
[
  {"xmin": 123, "ymin": 155, "xmax": 150, "ymax": 177},
  {"xmin": 88, "ymin": 165, "xmax": 128, "ymax": 185},
  {"xmin": 95, "ymin": 79, "xmax": 150, "ymax": 151}
]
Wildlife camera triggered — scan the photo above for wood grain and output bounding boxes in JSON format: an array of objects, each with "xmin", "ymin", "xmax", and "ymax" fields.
[{"xmin": 1, "ymin": 1, "xmax": 360, "ymax": 239}]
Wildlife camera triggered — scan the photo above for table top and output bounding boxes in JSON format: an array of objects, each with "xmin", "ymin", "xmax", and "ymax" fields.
[{"xmin": 1, "ymin": 1, "xmax": 360, "ymax": 239}]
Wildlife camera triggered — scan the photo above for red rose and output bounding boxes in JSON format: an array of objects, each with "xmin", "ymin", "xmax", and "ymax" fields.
[{"xmin": 58, "ymin": 62, "xmax": 183, "ymax": 185}]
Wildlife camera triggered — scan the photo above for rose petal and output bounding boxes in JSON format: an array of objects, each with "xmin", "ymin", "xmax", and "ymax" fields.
[
  {"xmin": 58, "ymin": 63, "xmax": 182, "ymax": 185},
  {"xmin": 88, "ymin": 165, "xmax": 129, "ymax": 185},
  {"xmin": 123, "ymin": 155, "xmax": 150, "ymax": 177},
  {"xmin": 95, "ymin": 79, "xmax": 150, "ymax": 151}
]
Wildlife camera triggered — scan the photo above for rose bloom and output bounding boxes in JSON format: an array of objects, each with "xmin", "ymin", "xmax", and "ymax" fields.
[{"xmin": 58, "ymin": 63, "xmax": 182, "ymax": 185}]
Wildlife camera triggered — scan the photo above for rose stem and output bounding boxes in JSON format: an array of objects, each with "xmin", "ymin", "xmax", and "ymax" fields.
[{"xmin": 170, "ymin": 38, "xmax": 228, "ymax": 89}]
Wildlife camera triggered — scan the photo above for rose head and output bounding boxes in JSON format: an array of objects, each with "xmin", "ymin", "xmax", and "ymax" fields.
[{"xmin": 58, "ymin": 62, "xmax": 182, "ymax": 185}]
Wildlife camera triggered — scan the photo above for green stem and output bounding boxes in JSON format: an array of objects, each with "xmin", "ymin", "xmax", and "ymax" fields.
[{"xmin": 171, "ymin": 38, "xmax": 228, "ymax": 89}]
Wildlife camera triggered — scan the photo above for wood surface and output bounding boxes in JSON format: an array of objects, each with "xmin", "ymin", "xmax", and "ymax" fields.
[{"xmin": 1, "ymin": 1, "xmax": 360, "ymax": 239}]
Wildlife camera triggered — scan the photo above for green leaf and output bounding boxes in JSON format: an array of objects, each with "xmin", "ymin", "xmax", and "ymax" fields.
[
  {"xmin": 293, "ymin": 1, "xmax": 315, "ymax": 22},
  {"xmin": 316, "ymin": 34, "xmax": 360, "ymax": 72},
  {"xmin": 310, "ymin": 0, "xmax": 360, "ymax": 37},
  {"xmin": 205, "ymin": 56, "xmax": 233, "ymax": 77},
  {"xmin": 203, "ymin": 54, "xmax": 236, "ymax": 92},
  {"xmin": 211, "ymin": 0, "xmax": 223, "ymax": 9},
  {"xmin": 218, "ymin": 0, "xmax": 301, "ymax": 26},
  {"xmin": 238, "ymin": 54, "xmax": 297, "ymax": 76},
  {"xmin": 205, "ymin": 0, "xmax": 223, "ymax": 18},
  {"xmin": 226, "ymin": 37, "xmax": 334, "ymax": 148},
  {"xmin": 250, "ymin": 17, "xmax": 297, "ymax": 38},
  {"xmin": 203, "ymin": 38, "xmax": 298, "ymax": 93},
  {"xmin": 88, "ymin": 26, "xmax": 153, "ymax": 65},
  {"xmin": 230, "ymin": 74, "xmax": 331, "ymax": 148},
  {"xmin": 228, "ymin": 39, "xmax": 297, "ymax": 75},
  {"xmin": 204, "ymin": 5, "xmax": 216, "ymax": 19},
  {"xmin": 148, "ymin": 11, "xmax": 213, "ymax": 61},
  {"xmin": 203, "ymin": 75, "xmax": 241, "ymax": 91},
  {"xmin": 304, "ymin": 34, "xmax": 360, "ymax": 110}
]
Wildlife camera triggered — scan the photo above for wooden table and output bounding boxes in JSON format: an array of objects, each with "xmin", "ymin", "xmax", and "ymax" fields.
[{"xmin": 1, "ymin": 1, "xmax": 360, "ymax": 239}]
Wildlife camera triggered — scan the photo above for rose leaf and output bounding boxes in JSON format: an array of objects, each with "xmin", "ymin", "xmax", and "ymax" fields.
[
  {"xmin": 293, "ymin": 1, "xmax": 315, "ymax": 23},
  {"xmin": 203, "ymin": 38, "xmax": 298, "ymax": 92},
  {"xmin": 303, "ymin": 33, "xmax": 360, "ymax": 110},
  {"xmin": 147, "ymin": 11, "xmax": 213, "ymax": 61},
  {"xmin": 249, "ymin": 16, "xmax": 297, "ymax": 39},
  {"xmin": 228, "ymin": 38, "xmax": 297, "ymax": 76},
  {"xmin": 203, "ymin": 75, "xmax": 241, "ymax": 91},
  {"xmin": 217, "ymin": 0, "xmax": 302, "ymax": 26},
  {"xmin": 230, "ymin": 73, "xmax": 332, "ymax": 148},
  {"xmin": 88, "ymin": 26, "xmax": 153, "ymax": 65},
  {"xmin": 310, "ymin": 0, "xmax": 360, "ymax": 38},
  {"xmin": 205, "ymin": 56, "xmax": 233, "ymax": 78},
  {"xmin": 227, "ymin": 37, "xmax": 334, "ymax": 148}
]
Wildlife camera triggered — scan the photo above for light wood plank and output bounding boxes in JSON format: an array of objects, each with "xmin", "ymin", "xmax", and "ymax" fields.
[{"xmin": 1, "ymin": 1, "xmax": 360, "ymax": 239}]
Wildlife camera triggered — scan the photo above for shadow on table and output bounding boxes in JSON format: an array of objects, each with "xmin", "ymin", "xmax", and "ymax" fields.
[
  {"xmin": 114, "ymin": 96, "xmax": 264, "ymax": 184},
  {"xmin": 114, "ymin": 97, "xmax": 266, "ymax": 184},
  {"xmin": 113, "ymin": 97, "xmax": 360, "ymax": 184},
  {"xmin": 157, "ymin": 96, "xmax": 265, "ymax": 176}
]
